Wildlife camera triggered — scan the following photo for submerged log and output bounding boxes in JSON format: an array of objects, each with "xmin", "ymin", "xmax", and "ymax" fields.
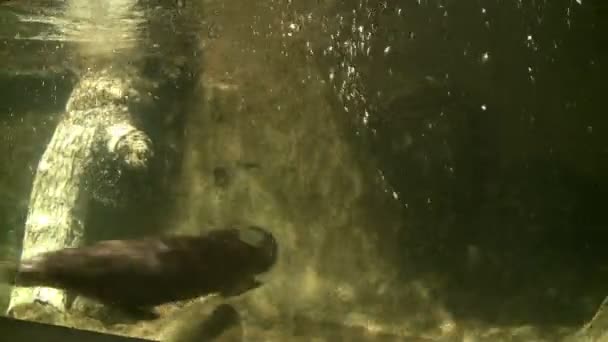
[
  {"xmin": 7, "ymin": 67, "xmax": 154, "ymax": 314},
  {"xmin": 5, "ymin": 0, "xmax": 199, "ymax": 316}
]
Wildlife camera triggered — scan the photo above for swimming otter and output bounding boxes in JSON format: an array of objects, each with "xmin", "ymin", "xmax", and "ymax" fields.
[{"xmin": 10, "ymin": 226, "xmax": 277, "ymax": 319}]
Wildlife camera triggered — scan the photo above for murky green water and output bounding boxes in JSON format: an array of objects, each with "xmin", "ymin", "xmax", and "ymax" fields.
[{"xmin": 0, "ymin": 0, "xmax": 606, "ymax": 341}]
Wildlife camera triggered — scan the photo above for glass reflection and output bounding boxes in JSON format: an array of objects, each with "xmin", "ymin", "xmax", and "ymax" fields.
[{"xmin": 0, "ymin": 0, "xmax": 606, "ymax": 341}]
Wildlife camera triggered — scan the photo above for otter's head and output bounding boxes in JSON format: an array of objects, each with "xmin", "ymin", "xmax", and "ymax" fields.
[
  {"xmin": 237, "ymin": 225, "xmax": 278, "ymax": 273},
  {"xmin": 206, "ymin": 226, "xmax": 278, "ymax": 275}
]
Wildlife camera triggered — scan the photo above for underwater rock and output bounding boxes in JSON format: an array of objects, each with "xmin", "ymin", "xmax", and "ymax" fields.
[
  {"xmin": 161, "ymin": 302, "xmax": 243, "ymax": 342},
  {"xmin": 9, "ymin": 226, "xmax": 278, "ymax": 320}
]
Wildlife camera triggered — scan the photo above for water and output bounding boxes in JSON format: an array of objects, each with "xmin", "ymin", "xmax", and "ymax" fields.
[{"xmin": 0, "ymin": 0, "xmax": 606, "ymax": 340}]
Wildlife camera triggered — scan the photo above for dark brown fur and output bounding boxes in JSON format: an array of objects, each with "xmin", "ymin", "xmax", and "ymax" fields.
[{"xmin": 14, "ymin": 226, "xmax": 277, "ymax": 316}]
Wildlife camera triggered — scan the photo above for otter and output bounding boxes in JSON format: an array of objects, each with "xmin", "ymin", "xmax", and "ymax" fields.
[{"xmin": 10, "ymin": 226, "xmax": 278, "ymax": 319}]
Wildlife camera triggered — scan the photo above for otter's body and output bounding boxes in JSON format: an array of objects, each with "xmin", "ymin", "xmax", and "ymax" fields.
[{"xmin": 14, "ymin": 227, "xmax": 277, "ymax": 315}]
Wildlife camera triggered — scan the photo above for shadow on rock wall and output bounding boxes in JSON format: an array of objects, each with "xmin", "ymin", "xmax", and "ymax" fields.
[{"xmin": 317, "ymin": 0, "xmax": 608, "ymax": 330}]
